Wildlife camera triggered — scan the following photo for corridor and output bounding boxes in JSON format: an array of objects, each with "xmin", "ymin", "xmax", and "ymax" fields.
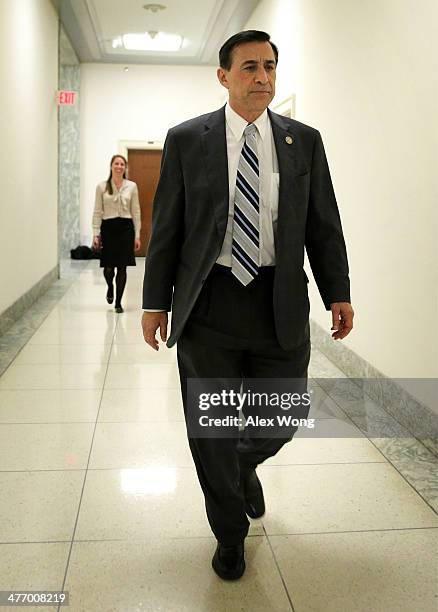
[{"xmin": 0, "ymin": 260, "xmax": 436, "ymax": 611}]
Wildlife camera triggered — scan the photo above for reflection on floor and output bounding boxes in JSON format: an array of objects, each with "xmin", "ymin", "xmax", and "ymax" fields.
[{"xmin": 0, "ymin": 260, "xmax": 437, "ymax": 612}]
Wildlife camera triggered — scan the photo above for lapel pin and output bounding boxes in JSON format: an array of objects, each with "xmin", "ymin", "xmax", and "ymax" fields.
[{"xmin": 285, "ymin": 136, "xmax": 293, "ymax": 145}]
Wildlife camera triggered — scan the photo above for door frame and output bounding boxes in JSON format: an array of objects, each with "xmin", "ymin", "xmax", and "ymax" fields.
[{"xmin": 118, "ymin": 140, "xmax": 164, "ymax": 162}]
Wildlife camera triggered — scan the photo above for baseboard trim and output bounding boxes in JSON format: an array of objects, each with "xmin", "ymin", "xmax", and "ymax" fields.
[
  {"xmin": 0, "ymin": 265, "xmax": 59, "ymax": 336},
  {"xmin": 310, "ymin": 319, "xmax": 438, "ymax": 457}
]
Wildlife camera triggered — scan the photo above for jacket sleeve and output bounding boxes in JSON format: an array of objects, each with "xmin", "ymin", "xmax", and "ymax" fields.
[
  {"xmin": 305, "ymin": 131, "xmax": 351, "ymax": 309},
  {"xmin": 142, "ymin": 130, "xmax": 185, "ymax": 310}
]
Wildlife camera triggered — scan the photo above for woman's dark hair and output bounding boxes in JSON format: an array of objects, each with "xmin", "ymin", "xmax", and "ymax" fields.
[
  {"xmin": 106, "ymin": 154, "xmax": 127, "ymax": 195},
  {"xmin": 219, "ymin": 30, "xmax": 278, "ymax": 70}
]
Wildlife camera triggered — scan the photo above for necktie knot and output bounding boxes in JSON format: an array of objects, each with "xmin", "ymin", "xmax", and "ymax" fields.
[{"xmin": 244, "ymin": 123, "xmax": 257, "ymax": 138}]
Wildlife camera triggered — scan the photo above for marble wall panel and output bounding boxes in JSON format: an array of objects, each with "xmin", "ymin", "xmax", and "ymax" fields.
[{"xmin": 58, "ymin": 28, "xmax": 80, "ymax": 257}]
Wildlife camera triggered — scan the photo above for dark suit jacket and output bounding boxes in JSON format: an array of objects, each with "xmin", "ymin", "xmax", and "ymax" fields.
[{"xmin": 142, "ymin": 105, "xmax": 350, "ymax": 350}]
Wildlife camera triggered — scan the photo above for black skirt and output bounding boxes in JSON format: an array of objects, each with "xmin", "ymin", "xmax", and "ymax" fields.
[{"xmin": 100, "ymin": 218, "xmax": 136, "ymax": 267}]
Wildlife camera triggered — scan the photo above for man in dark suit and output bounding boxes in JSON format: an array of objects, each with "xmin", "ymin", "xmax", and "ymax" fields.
[{"xmin": 142, "ymin": 30, "xmax": 353, "ymax": 580}]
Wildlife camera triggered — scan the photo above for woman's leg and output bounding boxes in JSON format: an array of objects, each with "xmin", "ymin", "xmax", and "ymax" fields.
[
  {"xmin": 115, "ymin": 266, "xmax": 127, "ymax": 309},
  {"xmin": 103, "ymin": 267, "xmax": 115, "ymax": 303}
]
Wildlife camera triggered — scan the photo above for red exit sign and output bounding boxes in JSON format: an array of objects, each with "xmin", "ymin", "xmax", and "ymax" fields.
[{"xmin": 57, "ymin": 90, "xmax": 77, "ymax": 106}]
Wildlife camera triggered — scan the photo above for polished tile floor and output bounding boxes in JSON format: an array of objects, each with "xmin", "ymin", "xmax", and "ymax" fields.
[{"xmin": 0, "ymin": 261, "xmax": 437, "ymax": 612}]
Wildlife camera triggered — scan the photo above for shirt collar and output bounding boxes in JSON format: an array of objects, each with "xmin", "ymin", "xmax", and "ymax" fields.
[{"xmin": 225, "ymin": 103, "xmax": 268, "ymax": 142}]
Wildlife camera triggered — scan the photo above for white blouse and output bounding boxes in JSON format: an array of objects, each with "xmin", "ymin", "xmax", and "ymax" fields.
[{"xmin": 92, "ymin": 179, "xmax": 141, "ymax": 239}]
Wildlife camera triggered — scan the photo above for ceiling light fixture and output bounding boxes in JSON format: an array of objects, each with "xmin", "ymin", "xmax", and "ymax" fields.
[
  {"xmin": 143, "ymin": 3, "xmax": 166, "ymax": 12},
  {"xmin": 121, "ymin": 31, "xmax": 182, "ymax": 52}
]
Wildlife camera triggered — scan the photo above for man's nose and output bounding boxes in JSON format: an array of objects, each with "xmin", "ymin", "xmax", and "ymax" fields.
[{"xmin": 254, "ymin": 67, "xmax": 268, "ymax": 83}]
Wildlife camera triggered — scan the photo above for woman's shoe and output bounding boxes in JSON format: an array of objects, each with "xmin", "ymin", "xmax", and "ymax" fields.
[{"xmin": 106, "ymin": 289, "xmax": 114, "ymax": 304}]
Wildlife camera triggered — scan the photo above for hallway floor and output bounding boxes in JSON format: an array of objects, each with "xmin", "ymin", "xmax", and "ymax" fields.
[{"xmin": 0, "ymin": 261, "xmax": 436, "ymax": 612}]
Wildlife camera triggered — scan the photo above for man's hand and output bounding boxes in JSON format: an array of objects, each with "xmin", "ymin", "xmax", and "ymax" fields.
[
  {"xmin": 141, "ymin": 311, "xmax": 168, "ymax": 351},
  {"xmin": 134, "ymin": 239, "xmax": 141, "ymax": 252},
  {"xmin": 92, "ymin": 236, "xmax": 101, "ymax": 250},
  {"xmin": 330, "ymin": 302, "xmax": 354, "ymax": 340}
]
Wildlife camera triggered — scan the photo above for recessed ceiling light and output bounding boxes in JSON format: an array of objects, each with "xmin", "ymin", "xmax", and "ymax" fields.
[
  {"xmin": 122, "ymin": 31, "xmax": 182, "ymax": 52},
  {"xmin": 143, "ymin": 3, "xmax": 166, "ymax": 12}
]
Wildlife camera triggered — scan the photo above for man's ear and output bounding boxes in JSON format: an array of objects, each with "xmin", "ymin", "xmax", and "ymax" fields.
[{"xmin": 217, "ymin": 67, "xmax": 229, "ymax": 89}]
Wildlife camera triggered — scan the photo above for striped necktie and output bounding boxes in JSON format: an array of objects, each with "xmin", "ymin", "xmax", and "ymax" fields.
[{"xmin": 231, "ymin": 123, "xmax": 260, "ymax": 286}]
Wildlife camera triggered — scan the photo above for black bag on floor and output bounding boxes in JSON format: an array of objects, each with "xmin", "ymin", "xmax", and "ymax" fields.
[{"xmin": 70, "ymin": 245, "xmax": 97, "ymax": 260}]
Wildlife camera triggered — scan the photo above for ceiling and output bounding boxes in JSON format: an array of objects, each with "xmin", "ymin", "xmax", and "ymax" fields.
[{"xmin": 55, "ymin": 0, "xmax": 260, "ymax": 65}]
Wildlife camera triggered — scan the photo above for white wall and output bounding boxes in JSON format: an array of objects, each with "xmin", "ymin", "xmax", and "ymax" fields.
[
  {"xmin": 0, "ymin": 0, "xmax": 59, "ymax": 314},
  {"xmin": 80, "ymin": 63, "xmax": 226, "ymax": 243},
  {"xmin": 246, "ymin": 0, "xmax": 438, "ymax": 379}
]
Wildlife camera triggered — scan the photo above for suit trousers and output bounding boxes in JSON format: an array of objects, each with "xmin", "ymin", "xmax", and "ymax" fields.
[{"xmin": 176, "ymin": 264, "xmax": 311, "ymax": 545}]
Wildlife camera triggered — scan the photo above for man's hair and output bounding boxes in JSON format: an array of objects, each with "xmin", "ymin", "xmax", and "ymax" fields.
[{"xmin": 219, "ymin": 30, "xmax": 279, "ymax": 70}]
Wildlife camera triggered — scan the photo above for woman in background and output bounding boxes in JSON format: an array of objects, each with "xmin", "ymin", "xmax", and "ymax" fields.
[{"xmin": 92, "ymin": 154, "xmax": 141, "ymax": 313}]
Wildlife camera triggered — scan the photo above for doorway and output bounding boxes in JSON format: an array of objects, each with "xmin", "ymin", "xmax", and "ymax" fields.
[{"xmin": 127, "ymin": 148, "xmax": 162, "ymax": 257}]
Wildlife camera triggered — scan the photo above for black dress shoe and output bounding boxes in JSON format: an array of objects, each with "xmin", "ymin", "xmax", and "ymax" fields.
[
  {"xmin": 115, "ymin": 306, "xmax": 124, "ymax": 313},
  {"xmin": 212, "ymin": 542, "xmax": 245, "ymax": 580},
  {"xmin": 243, "ymin": 469, "xmax": 265, "ymax": 518},
  {"xmin": 106, "ymin": 289, "xmax": 114, "ymax": 304}
]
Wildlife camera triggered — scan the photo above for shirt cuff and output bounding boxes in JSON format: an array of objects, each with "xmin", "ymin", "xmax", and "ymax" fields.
[{"xmin": 143, "ymin": 309, "xmax": 166, "ymax": 312}]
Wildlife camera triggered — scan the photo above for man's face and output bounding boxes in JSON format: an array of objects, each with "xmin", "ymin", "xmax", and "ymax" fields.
[{"xmin": 217, "ymin": 41, "xmax": 276, "ymax": 118}]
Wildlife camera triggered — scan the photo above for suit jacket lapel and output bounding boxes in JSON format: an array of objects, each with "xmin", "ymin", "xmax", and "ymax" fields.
[
  {"xmin": 268, "ymin": 110, "xmax": 307, "ymax": 246},
  {"xmin": 268, "ymin": 108, "xmax": 302, "ymax": 189},
  {"xmin": 201, "ymin": 106, "xmax": 229, "ymax": 240}
]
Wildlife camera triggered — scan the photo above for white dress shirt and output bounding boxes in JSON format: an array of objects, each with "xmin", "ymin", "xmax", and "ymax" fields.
[{"xmin": 216, "ymin": 103, "xmax": 279, "ymax": 267}]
